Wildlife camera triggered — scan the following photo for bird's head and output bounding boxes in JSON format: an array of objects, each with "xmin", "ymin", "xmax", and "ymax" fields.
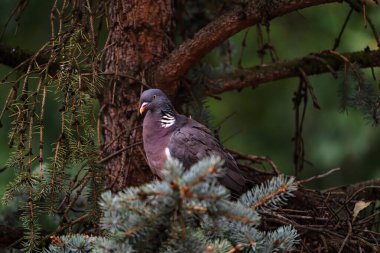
[{"xmin": 139, "ymin": 89, "xmax": 174, "ymax": 115}]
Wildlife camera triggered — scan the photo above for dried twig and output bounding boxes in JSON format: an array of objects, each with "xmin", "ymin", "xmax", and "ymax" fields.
[
  {"xmin": 338, "ymin": 221, "xmax": 352, "ymax": 253},
  {"xmin": 297, "ymin": 167, "xmax": 341, "ymax": 184},
  {"xmin": 333, "ymin": 7, "xmax": 354, "ymax": 50},
  {"xmin": 98, "ymin": 141, "xmax": 143, "ymax": 164},
  {"xmin": 227, "ymin": 149, "xmax": 280, "ymax": 175}
]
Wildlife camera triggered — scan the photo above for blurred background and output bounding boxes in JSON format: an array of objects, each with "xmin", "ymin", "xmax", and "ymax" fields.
[
  {"xmin": 206, "ymin": 4, "xmax": 380, "ymax": 189},
  {"xmin": 0, "ymin": 0, "xmax": 379, "ymax": 201}
]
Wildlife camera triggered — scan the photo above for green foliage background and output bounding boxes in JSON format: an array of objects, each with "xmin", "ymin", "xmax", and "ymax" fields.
[
  {"xmin": 205, "ymin": 4, "xmax": 380, "ymax": 188},
  {"xmin": 0, "ymin": 1, "xmax": 379, "ymax": 200}
]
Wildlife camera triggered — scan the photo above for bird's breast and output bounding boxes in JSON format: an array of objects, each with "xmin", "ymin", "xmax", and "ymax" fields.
[{"xmin": 143, "ymin": 115, "xmax": 173, "ymax": 177}]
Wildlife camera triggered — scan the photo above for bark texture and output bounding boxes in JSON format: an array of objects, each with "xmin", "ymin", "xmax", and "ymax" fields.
[{"xmin": 101, "ymin": 0, "xmax": 173, "ymax": 191}]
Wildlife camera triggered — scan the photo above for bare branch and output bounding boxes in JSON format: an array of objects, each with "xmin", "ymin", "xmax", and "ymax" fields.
[
  {"xmin": 297, "ymin": 167, "xmax": 341, "ymax": 185},
  {"xmin": 324, "ymin": 178, "xmax": 380, "ymax": 201},
  {"xmin": 154, "ymin": 0, "xmax": 338, "ymax": 95},
  {"xmin": 207, "ymin": 49, "xmax": 380, "ymax": 95}
]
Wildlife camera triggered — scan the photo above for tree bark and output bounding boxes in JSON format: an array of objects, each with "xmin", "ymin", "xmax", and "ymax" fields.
[{"xmin": 100, "ymin": 0, "xmax": 173, "ymax": 191}]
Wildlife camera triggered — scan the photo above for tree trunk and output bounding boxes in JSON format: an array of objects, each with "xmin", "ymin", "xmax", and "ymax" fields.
[{"xmin": 100, "ymin": 0, "xmax": 173, "ymax": 191}]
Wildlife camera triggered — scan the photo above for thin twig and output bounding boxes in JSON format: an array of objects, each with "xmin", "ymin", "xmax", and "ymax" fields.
[
  {"xmin": 237, "ymin": 28, "xmax": 250, "ymax": 68},
  {"xmin": 338, "ymin": 221, "xmax": 352, "ymax": 253},
  {"xmin": 298, "ymin": 67, "xmax": 321, "ymax": 110},
  {"xmin": 227, "ymin": 149, "xmax": 280, "ymax": 175},
  {"xmin": 364, "ymin": 13, "xmax": 380, "ymax": 48},
  {"xmin": 297, "ymin": 168, "xmax": 341, "ymax": 184},
  {"xmin": 333, "ymin": 8, "xmax": 354, "ymax": 50},
  {"xmin": 98, "ymin": 141, "xmax": 143, "ymax": 164}
]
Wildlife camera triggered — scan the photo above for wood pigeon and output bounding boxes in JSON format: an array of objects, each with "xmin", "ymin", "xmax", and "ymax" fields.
[{"xmin": 139, "ymin": 89, "xmax": 249, "ymax": 197}]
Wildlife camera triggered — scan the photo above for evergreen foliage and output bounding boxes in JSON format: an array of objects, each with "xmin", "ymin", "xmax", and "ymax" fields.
[
  {"xmin": 339, "ymin": 63, "xmax": 380, "ymax": 124},
  {"xmin": 1, "ymin": 23, "xmax": 104, "ymax": 252},
  {"xmin": 45, "ymin": 155, "xmax": 298, "ymax": 253},
  {"xmin": 44, "ymin": 235, "xmax": 133, "ymax": 253}
]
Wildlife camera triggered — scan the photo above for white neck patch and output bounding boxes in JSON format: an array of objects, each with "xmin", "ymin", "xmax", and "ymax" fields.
[{"xmin": 160, "ymin": 113, "xmax": 175, "ymax": 128}]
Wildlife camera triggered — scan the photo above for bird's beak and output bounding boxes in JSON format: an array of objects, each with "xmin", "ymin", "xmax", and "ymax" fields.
[{"xmin": 139, "ymin": 102, "xmax": 148, "ymax": 114}]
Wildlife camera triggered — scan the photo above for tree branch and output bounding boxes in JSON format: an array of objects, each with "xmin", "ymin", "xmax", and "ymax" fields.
[
  {"xmin": 0, "ymin": 42, "xmax": 59, "ymax": 75},
  {"xmin": 0, "ymin": 43, "xmax": 34, "ymax": 70},
  {"xmin": 0, "ymin": 225, "xmax": 23, "ymax": 249},
  {"xmin": 154, "ymin": 0, "xmax": 339, "ymax": 95},
  {"xmin": 207, "ymin": 49, "xmax": 380, "ymax": 95},
  {"xmin": 324, "ymin": 178, "xmax": 380, "ymax": 201}
]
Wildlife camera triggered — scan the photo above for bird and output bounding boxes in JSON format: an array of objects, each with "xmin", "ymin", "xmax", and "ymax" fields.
[{"xmin": 139, "ymin": 88, "xmax": 248, "ymax": 197}]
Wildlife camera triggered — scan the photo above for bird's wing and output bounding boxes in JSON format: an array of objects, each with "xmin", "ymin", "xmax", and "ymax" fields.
[{"xmin": 167, "ymin": 117, "xmax": 246, "ymax": 195}]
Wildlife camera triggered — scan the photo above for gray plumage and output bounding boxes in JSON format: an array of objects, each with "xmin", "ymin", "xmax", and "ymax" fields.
[{"xmin": 139, "ymin": 89, "xmax": 247, "ymax": 196}]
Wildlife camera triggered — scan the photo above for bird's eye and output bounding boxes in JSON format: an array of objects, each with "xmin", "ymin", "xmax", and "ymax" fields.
[{"xmin": 153, "ymin": 95, "xmax": 156, "ymax": 100}]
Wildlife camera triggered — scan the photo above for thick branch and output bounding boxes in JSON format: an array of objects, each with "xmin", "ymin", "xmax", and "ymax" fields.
[
  {"xmin": 208, "ymin": 49, "xmax": 380, "ymax": 94},
  {"xmin": 154, "ymin": 0, "xmax": 338, "ymax": 95},
  {"xmin": 0, "ymin": 43, "xmax": 34, "ymax": 70},
  {"xmin": 0, "ymin": 225, "xmax": 23, "ymax": 249},
  {"xmin": 0, "ymin": 43, "xmax": 58, "ymax": 75}
]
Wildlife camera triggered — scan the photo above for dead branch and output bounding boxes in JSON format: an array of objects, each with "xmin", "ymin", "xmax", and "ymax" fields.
[
  {"xmin": 324, "ymin": 178, "xmax": 380, "ymax": 201},
  {"xmin": 297, "ymin": 167, "xmax": 341, "ymax": 184},
  {"xmin": 227, "ymin": 148, "xmax": 280, "ymax": 176},
  {"xmin": 153, "ymin": 0, "xmax": 338, "ymax": 95},
  {"xmin": 231, "ymin": 154, "xmax": 380, "ymax": 252},
  {"xmin": 207, "ymin": 49, "xmax": 380, "ymax": 95},
  {"xmin": 262, "ymin": 186, "xmax": 380, "ymax": 252}
]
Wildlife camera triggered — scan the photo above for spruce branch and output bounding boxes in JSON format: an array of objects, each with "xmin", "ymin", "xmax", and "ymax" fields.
[
  {"xmin": 340, "ymin": 62, "xmax": 380, "ymax": 123},
  {"xmin": 96, "ymin": 156, "xmax": 298, "ymax": 252},
  {"xmin": 41, "ymin": 156, "xmax": 301, "ymax": 252},
  {"xmin": 239, "ymin": 175, "xmax": 298, "ymax": 210},
  {"xmin": 260, "ymin": 225, "xmax": 299, "ymax": 253},
  {"xmin": 1, "ymin": 25, "xmax": 104, "ymax": 251},
  {"xmin": 44, "ymin": 234, "xmax": 134, "ymax": 253}
]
